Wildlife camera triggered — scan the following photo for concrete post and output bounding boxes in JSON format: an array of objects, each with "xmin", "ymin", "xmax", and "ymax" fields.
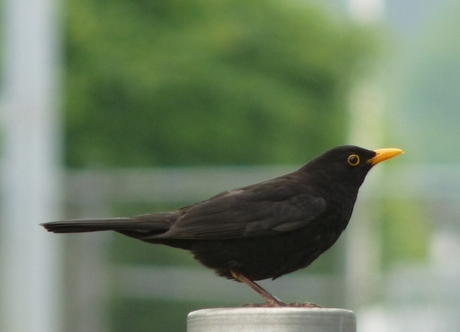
[{"xmin": 188, "ymin": 308, "xmax": 356, "ymax": 332}]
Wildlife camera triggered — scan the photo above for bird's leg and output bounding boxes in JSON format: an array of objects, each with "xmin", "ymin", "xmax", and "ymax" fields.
[{"xmin": 230, "ymin": 270, "xmax": 285, "ymax": 307}]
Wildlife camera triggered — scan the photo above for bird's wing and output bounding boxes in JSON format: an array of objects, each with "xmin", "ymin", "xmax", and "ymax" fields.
[{"xmin": 154, "ymin": 177, "xmax": 326, "ymax": 240}]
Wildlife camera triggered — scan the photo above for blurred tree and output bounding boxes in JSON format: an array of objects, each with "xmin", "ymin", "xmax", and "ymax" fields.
[{"xmin": 64, "ymin": 0, "xmax": 374, "ymax": 168}]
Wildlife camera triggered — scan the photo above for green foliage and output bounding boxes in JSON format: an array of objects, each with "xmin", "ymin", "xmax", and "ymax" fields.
[
  {"xmin": 381, "ymin": 199, "xmax": 430, "ymax": 267},
  {"xmin": 112, "ymin": 298, "xmax": 212, "ymax": 332},
  {"xmin": 65, "ymin": 0, "xmax": 373, "ymax": 168}
]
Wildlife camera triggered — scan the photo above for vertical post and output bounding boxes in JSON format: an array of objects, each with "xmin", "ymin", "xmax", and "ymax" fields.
[
  {"xmin": 65, "ymin": 182, "xmax": 111, "ymax": 332},
  {"xmin": 0, "ymin": 0, "xmax": 62, "ymax": 331},
  {"xmin": 346, "ymin": 0, "xmax": 385, "ymax": 308},
  {"xmin": 188, "ymin": 308, "xmax": 356, "ymax": 332}
]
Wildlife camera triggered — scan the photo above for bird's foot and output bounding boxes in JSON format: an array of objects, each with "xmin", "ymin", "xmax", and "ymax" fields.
[
  {"xmin": 230, "ymin": 270, "xmax": 322, "ymax": 308},
  {"xmin": 240, "ymin": 301, "xmax": 322, "ymax": 308},
  {"xmin": 241, "ymin": 297, "xmax": 286, "ymax": 307},
  {"xmin": 287, "ymin": 301, "xmax": 323, "ymax": 308},
  {"xmin": 240, "ymin": 302, "xmax": 285, "ymax": 307}
]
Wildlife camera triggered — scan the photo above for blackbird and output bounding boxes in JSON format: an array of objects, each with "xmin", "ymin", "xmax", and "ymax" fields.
[{"xmin": 42, "ymin": 145, "xmax": 402, "ymax": 306}]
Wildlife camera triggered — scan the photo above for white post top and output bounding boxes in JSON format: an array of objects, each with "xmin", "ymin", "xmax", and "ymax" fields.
[{"xmin": 188, "ymin": 307, "xmax": 356, "ymax": 332}]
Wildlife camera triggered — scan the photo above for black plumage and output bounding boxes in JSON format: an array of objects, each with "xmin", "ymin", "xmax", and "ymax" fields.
[{"xmin": 42, "ymin": 145, "xmax": 402, "ymax": 306}]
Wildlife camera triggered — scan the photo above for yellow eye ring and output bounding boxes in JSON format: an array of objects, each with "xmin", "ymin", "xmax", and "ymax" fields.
[{"xmin": 348, "ymin": 154, "xmax": 360, "ymax": 166}]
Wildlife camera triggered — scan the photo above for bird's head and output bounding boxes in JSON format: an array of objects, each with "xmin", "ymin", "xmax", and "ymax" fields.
[{"xmin": 305, "ymin": 145, "xmax": 403, "ymax": 189}]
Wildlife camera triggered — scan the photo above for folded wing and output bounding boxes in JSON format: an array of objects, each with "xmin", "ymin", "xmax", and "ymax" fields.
[{"xmin": 154, "ymin": 177, "xmax": 326, "ymax": 240}]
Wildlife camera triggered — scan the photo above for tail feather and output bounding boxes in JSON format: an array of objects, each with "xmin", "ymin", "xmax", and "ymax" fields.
[{"xmin": 41, "ymin": 213, "xmax": 176, "ymax": 234}]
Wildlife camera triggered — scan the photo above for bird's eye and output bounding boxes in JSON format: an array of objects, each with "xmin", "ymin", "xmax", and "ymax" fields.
[{"xmin": 347, "ymin": 154, "xmax": 360, "ymax": 166}]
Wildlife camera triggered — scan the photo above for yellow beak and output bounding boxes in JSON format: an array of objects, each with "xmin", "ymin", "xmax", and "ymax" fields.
[{"xmin": 368, "ymin": 148, "xmax": 403, "ymax": 165}]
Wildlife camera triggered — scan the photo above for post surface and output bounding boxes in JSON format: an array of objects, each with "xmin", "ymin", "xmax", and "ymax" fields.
[
  {"xmin": 1, "ymin": 0, "xmax": 62, "ymax": 331},
  {"xmin": 187, "ymin": 308, "xmax": 356, "ymax": 332}
]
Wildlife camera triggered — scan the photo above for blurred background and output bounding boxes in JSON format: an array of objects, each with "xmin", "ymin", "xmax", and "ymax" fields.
[{"xmin": 1, "ymin": 0, "xmax": 460, "ymax": 331}]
